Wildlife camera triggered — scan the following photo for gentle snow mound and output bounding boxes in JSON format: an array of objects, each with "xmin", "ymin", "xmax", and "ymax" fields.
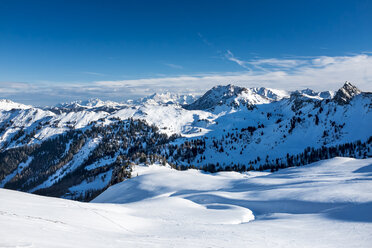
[{"xmin": 2, "ymin": 157, "xmax": 372, "ymax": 247}]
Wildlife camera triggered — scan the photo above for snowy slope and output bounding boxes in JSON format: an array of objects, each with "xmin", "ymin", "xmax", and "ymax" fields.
[
  {"xmin": 30, "ymin": 137, "xmax": 101, "ymax": 193},
  {"xmin": 0, "ymin": 99, "xmax": 32, "ymax": 111},
  {"xmin": 183, "ymin": 91, "xmax": 372, "ymax": 168},
  {"xmin": 1, "ymin": 157, "xmax": 372, "ymax": 248}
]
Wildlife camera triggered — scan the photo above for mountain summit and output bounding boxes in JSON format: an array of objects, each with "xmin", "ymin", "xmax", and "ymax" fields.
[
  {"xmin": 0, "ymin": 99, "xmax": 32, "ymax": 111},
  {"xmin": 184, "ymin": 84, "xmax": 245, "ymax": 110},
  {"xmin": 184, "ymin": 84, "xmax": 288, "ymax": 111},
  {"xmin": 333, "ymin": 82, "xmax": 361, "ymax": 105}
]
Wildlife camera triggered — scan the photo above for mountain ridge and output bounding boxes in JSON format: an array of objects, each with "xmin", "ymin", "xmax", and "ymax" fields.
[
  {"xmin": 0, "ymin": 82, "xmax": 364, "ymax": 111},
  {"xmin": 0, "ymin": 82, "xmax": 371, "ymax": 200}
]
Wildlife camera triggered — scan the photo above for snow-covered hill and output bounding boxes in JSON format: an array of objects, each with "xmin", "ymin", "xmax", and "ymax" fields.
[
  {"xmin": 1, "ymin": 157, "xmax": 372, "ymax": 248},
  {"xmin": 0, "ymin": 99, "xmax": 32, "ymax": 111},
  {"xmin": 0, "ymin": 82, "xmax": 371, "ymax": 200}
]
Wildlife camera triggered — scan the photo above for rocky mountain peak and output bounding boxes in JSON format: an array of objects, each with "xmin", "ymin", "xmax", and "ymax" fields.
[
  {"xmin": 184, "ymin": 84, "xmax": 289, "ymax": 111},
  {"xmin": 333, "ymin": 82, "xmax": 361, "ymax": 105},
  {"xmin": 184, "ymin": 84, "xmax": 245, "ymax": 110}
]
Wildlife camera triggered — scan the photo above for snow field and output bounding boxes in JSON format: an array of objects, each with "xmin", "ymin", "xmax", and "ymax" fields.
[{"xmin": 1, "ymin": 157, "xmax": 372, "ymax": 247}]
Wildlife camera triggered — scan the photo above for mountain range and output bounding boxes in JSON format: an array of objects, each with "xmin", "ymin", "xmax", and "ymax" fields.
[{"xmin": 0, "ymin": 82, "xmax": 371, "ymax": 200}]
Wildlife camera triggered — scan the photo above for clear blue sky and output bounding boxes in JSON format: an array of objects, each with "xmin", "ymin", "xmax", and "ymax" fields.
[{"xmin": 1, "ymin": 0, "xmax": 372, "ymax": 105}]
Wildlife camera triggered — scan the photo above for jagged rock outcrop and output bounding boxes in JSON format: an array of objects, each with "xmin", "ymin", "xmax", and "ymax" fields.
[{"xmin": 333, "ymin": 82, "xmax": 361, "ymax": 105}]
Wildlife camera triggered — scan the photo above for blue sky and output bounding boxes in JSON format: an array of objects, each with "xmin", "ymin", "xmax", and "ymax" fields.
[{"xmin": 1, "ymin": 0, "xmax": 372, "ymax": 105}]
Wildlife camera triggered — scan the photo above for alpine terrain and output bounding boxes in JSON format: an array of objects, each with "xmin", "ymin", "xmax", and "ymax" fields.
[
  {"xmin": 0, "ymin": 82, "xmax": 371, "ymax": 201},
  {"xmin": 0, "ymin": 82, "xmax": 372, "ymax": 247}
]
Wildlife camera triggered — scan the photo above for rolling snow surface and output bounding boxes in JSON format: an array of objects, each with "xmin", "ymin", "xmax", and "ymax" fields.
[{"xmin": 1, "ymin": 157, "xmax": 372, "ymax": 247}]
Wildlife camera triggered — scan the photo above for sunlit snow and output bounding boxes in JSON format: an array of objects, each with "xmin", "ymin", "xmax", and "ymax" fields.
[{"xmin": 1, "ymin": 157, "xmax": 372, "ymax": 247}]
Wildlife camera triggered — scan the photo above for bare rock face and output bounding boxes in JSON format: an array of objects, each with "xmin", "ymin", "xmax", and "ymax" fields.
[{"xmin": 333, "ymin": 82, "xmax": 361, "ymax": 105}]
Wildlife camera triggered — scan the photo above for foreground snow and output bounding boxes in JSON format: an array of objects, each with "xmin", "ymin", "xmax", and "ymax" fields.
[{"xmin": 1, "ymin": 157, "xmax": 372, "ymax": 247}]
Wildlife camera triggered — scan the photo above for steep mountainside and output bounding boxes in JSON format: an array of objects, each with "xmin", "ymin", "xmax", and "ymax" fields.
[
  {"xmin": 0, "ymin": 82, "xmax": 371, "ymax": 200},
  {"xmin": 178, "ymin": 83, "xmax": 371, "ymax": 171}
]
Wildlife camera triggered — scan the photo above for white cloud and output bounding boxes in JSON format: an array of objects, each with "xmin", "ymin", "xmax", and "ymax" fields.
[
  {"xmin": 1, "ymin": 54, "xmax": 372, "ymax": 106},
  {"xmin": 248, "ymin": 58, "xmax": 307, "ymax": 68},
  {"xmin": 94, "ymin": 54, "xmax": 372, "ymax": 92}
]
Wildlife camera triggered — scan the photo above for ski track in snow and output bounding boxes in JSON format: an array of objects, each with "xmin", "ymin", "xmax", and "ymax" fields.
[{"xmin": 1, "ymin": 157, "xmax": 372, "ymax": 247}]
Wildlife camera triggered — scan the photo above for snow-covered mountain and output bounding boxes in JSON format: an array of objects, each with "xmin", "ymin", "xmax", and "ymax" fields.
[
  {"xmin": 0, "ymin": 82, "xmax": 371, "ymax": 200},
  {"xmin": 296, "ymin": 88, "xmax": 335, "ymax": 100},
  {"xmin": 1, "ymin": 157, "xmax": 372, "ymax": 248},
  {"xmin": 184, "ymin": 84, "xmax": 289, "ymax": 111},
  {"xmin": 55, "ymin": 98, "xmax": 127, "ymax": 109},
  {"xmin": 0, "ymin": 99, "xmax": 32, "ymax": 111},
  {"xmin": 134, "ymin": 92, "xmax": 198, "ymax": 105}
]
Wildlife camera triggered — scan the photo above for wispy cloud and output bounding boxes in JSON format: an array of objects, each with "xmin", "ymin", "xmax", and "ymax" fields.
[
  {"xmin": 249, "ymin": 58, "xmax": 307, "ymax": 68},
  {"xmin": 2, "ymin": 54, "xmax": 372, "ymax": 106},
  {"xmin": 197, "ymin": 32, "xmax": 213, "ymax": 46},
  {"xmin": 92, "ymin": 54, "xmax": 372, "ymax": 95},
  {"xmin": 164, "ymin": 63, "xmax": 183, "ymax": 69},
  {"xmin": 82, "ymin": 71, "xmax": 106, "ymax": 76},
  {"xmin": 225, "ymin": 50, "xmax": 250, "ymax": 70},
  {"xmin": 225, "ymin": 51, "xmax": 309, "ymax": 70}
]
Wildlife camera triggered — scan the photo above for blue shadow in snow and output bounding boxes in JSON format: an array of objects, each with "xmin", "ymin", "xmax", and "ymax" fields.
[{"xmin": 354, "ymin": 163, "xmax": 372, "ymax": 173}]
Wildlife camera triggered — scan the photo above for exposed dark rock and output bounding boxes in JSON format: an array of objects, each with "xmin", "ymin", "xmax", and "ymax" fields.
[{"xmin": 333, "ymin": 82, "xmax": 361, "ymax": 105}]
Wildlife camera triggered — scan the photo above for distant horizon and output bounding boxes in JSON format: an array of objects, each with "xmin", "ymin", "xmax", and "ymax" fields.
[{"xmin": 1, "ymin": 81, "xmax": 368, "ymax": 107}]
